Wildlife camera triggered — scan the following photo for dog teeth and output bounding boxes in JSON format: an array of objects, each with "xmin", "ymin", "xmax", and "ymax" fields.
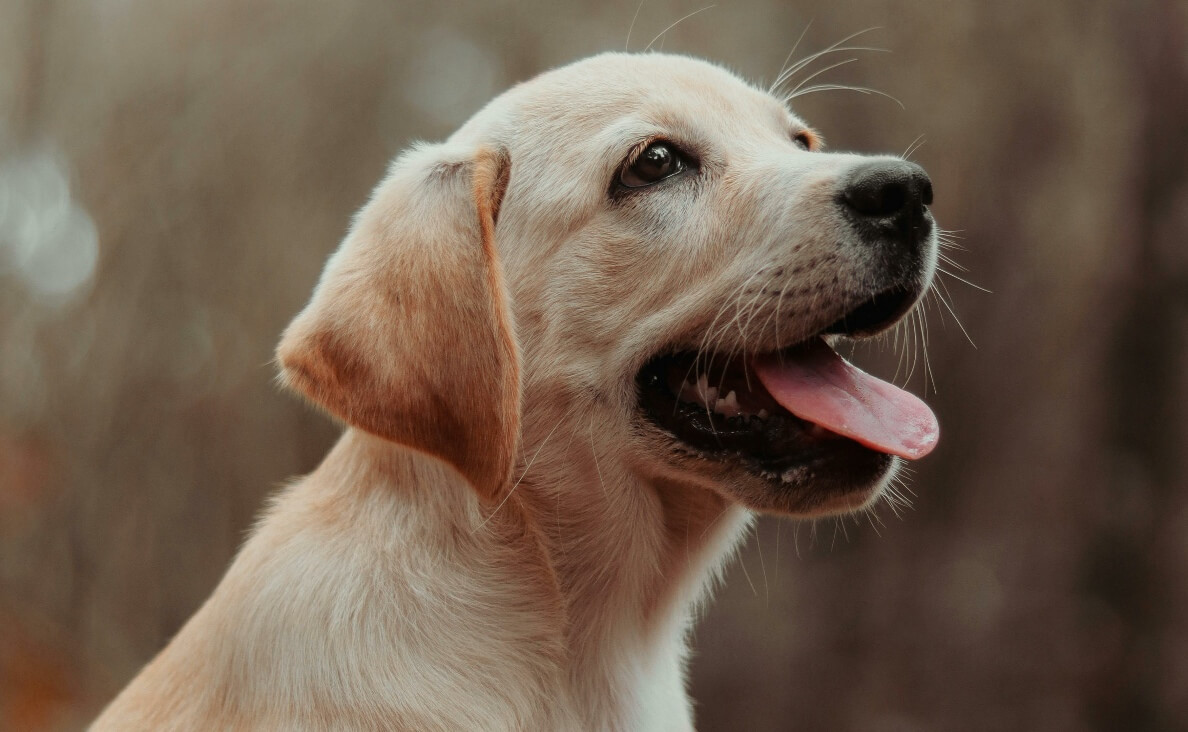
[
  {"xmin": 713, "ymin": 390, "xmax": 742, "ymax": 417},
  {"xmin": 680, "ymin": 377, "xmax": 773, "ymax": 421},
  {"xmin": 679, "ymin": 373, "xmax": 721, "ymax": 409}
]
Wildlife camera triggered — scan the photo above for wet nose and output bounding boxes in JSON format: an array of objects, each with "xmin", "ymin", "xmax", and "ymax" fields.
[{"xmin": 841, "ymin": 160, "xmax": 933, "ymax": 222}]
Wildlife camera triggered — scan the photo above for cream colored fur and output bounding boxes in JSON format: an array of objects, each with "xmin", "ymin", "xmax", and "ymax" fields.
[{"xmin": 94, "ymin": 53, "xmax": 933, "ymax": 731}]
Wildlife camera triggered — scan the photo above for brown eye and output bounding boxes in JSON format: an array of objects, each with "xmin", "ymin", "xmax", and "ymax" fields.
[
  {"xmin": 793, "ymin": 132, "xmax": 813, "ymax": 151},
  {"xmin": 619, "ymin": 142, "xmax": 686, "ymax": 188}
]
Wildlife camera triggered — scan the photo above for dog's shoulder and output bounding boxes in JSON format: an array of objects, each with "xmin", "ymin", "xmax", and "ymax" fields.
[{"xmin": 93, "ymin": 431, "xmax": 573, "ymax": 731}]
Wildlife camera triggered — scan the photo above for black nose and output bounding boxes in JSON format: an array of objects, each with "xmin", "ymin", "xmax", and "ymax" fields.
[{"xmin": 841, "ymin": 160, "xmax": 933, "ymax": 221}]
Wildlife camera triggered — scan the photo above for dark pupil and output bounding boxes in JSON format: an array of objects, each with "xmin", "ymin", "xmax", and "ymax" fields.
[{"xmin": 636, "ymin": 144, "xmax": 673, "ymax": 180}]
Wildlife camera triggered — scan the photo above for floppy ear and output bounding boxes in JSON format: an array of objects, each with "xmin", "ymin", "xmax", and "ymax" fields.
[{"xmin": 277, "ymin": 145, "xmax": 519, "ymax": 499}]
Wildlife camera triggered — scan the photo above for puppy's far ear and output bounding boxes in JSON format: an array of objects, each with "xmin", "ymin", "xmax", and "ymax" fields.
[{"xmin": 277, "ymin": 145, "xmax": 519, "ymax": 499}]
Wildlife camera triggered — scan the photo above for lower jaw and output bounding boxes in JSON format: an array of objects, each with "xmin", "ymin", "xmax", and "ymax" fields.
[
  {"xmin": 641, "ymin": 440, "xmax": 894, "ymax": 518},
  {"xmin": 711, "ymin": 445, "xmax": 896, "ymax": 515}
]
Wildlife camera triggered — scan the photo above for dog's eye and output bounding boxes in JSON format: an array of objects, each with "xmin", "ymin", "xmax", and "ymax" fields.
[
  {"xmin": 619, "ymin": 142, "xmax": 686, "ymax": 188},
  {"xmin": 793, "ymin": 132, "xmax": 813, "ymax": 151}
]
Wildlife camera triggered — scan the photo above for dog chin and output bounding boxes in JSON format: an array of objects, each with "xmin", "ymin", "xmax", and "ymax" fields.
[
  {"xmin": 645, "ymin": 423, "xmax": 899, "ymax": 518},
  {"xmin": 715, "ymin": 450, "xmax": 899, "ymax": 517}
]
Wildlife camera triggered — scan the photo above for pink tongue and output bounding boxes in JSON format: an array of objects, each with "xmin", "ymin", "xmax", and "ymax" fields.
[{"xmin": 753, "ymin": 339, "xmax": 939, "ymax": 459}]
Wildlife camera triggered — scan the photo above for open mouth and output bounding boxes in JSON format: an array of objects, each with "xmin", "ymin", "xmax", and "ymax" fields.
[{"xmin": 635, "ymin": 287, "xmax": 939, "ymax": 476}]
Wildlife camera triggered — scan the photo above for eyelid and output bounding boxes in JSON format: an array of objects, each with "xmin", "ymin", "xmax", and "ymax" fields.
[
  {"xmin": 794, "ymin": 129, "xmax": 822, "ymax": 150},
  {"xmin": 623, "ymin": 138, "xmax": 656, "ymax": 169}
]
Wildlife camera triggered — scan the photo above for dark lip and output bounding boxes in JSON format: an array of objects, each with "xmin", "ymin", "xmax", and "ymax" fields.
[{"xmin": 820, "ymin": 286, "xmax": 917, "ymax": 338}]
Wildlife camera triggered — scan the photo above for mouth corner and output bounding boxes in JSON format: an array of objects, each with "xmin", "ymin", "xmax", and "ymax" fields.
[{"xmin": 820, "ymin": 285, "xmax": 919, "ymax": 338}]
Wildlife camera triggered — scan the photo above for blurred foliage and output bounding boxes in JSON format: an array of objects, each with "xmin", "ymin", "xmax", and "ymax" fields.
[{"xmin": 0, "ymin": 0, "xmax": 1185, "ymax": 730}]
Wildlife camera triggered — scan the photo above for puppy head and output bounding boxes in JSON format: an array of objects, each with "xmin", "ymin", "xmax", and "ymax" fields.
[
  {"xmin": 481, "ymin": 54, "xmax": 939, "ymax": 516},
  {"xmin": 279, "ymin": 53, "xmax": 939, "ymax": 515},
  {"xmin": 277, "ymin": 146, "xmax": 517, "ymax": 499}
]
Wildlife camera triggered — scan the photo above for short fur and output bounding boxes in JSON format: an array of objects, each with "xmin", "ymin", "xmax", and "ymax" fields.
[{"xmin": 95, "ymin": 53, "xmax": 936, "ymax": 731}]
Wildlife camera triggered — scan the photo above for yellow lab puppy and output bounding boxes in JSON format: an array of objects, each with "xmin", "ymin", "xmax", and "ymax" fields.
[{"xmin": 95, "ymin": 53, "xmax": 939, "ymax": 731}]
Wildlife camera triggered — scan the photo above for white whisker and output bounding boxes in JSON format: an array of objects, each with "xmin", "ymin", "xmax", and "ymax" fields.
[
  {"xmin": 771, "ymin": 27, "xmax": 883, "ymax": 93},
  {"xmin": 624, "ymin": 0, "xmax": 646, "ymax": 52},
  {"xmin": 932, "ymin": 279, "xmax": 977, "ymax": 348},
  {"xmin": 918, "ymin": 293, "xmax": 936, "ymax": 394},
  {"xmin": 588, "ymin": 411, "xmax": 609, "ymax": 498},
  {"xmin": 768, "ymin": 20, "xmax": 815, "ymax": 94},
  {"xmin": 902, "ymin": 134, "xmax": 926, "ymax": 160},
  {"xmin": 936, "ymin": 267, "xmax": 992, "ymax": 293},
  {"xmin": 754, "ymin": 523, "xmax": 769, "ymax": 603},
  {"xmin": 472, "ymin": 415, "xmax": 565, "ymax": 534},
  {"xmin": 736, "ymin": 540, "xmax": 759, "ymax": 598},
  {"xmin": 786, "ymin": 57, "xmax": 859, "ymax": 98},
  {"xmin": 643, "ymin": 5, "xmax": 716, "ymax": 53},
  {"xmin": 787, "ymin": 84, "xmax": 905, "ymax": 110},
  {"xmin": 937, "ymin": 251, "xmax": 969, "ymax": 272}
]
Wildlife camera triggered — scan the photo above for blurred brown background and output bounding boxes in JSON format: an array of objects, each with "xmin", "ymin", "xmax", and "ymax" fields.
[{"xmin": 1, "ymin": 0, "xmax": 1185, "ymax": 729}]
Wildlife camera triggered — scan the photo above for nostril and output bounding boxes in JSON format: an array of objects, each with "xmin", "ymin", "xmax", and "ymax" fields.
[
  {"xmin": 843, "ymin": 174, "xmax": 910, "ymax": 218},
  {"xmin": 920, "ymin": 178, "xmax": 933, "ymax": 206}
]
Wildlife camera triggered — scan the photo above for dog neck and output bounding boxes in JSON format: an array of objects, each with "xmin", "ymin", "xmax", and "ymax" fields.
[
  {"xmin": 300, "ymin": 424, "xmax": 751, "ymax": 728},
  {"xmin": 511, "ymin": 402, "xmax": 754, "ymax": 727}
]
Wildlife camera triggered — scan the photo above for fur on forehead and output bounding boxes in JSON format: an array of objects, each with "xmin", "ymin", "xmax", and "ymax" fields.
[
  {"xmin": 458, "ymin": 53, "xmax": 802, "ymax": 149},
  {"xmin": 455, "ymin": 53, "xmax": 794, "ymax": 133},
  {"xmin": 446, "ymin": 53, "xmax": 807, "ymax": 229}
]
